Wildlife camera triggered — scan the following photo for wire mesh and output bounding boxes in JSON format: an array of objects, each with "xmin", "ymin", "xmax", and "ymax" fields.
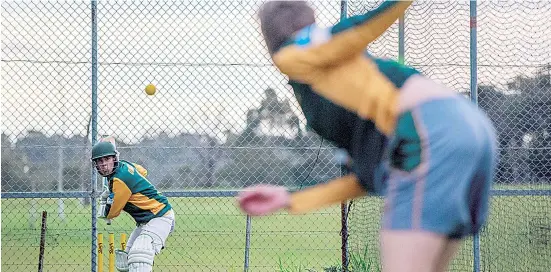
[
  {"xmin": 2, "ymin": 2, "xmax": 94, "ymax": 271},
  {"xmin": 346, "ymin": 1, "xmax": 551, "ymax": 272},
  {"xmin": 1, "ymin": 198, "xmax": 92, "ymax": 271},
  {"xmin": 94, "ymin": 1, "xmax": 343, "ymax": 270},
  {"xmin": 1, "ymin": 0, "xmax": 344, "ymax": 271},
  {"xmin": 477, "ymin": 1, "xmax": 551, "ymax": 271},
  {"xmin": 1, "ymin": 0, "xmax": 550, "ymax": 272}
]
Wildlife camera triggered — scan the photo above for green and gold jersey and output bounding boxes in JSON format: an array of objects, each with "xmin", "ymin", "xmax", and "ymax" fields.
[
  {"xmin": 274, "ymin": 1, "xmax": 415, "ymax": 136},
  {"xmin": 106, "ymin": 160, "xmax": 172, "ymax": 224},
  {"xmin": 272, "ymin": 1, "xmax": 416, "ymax": 193}
]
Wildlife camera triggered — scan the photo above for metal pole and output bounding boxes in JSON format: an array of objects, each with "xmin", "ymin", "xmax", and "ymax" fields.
[
  {"xmin": 398, "ymin": 14, "xmax": 405, "ymax": 64},
  {"xmin": 340, "ymin": 202, "xmax": 349, "ymax": 272},
  {"xmin": 243, "ymin": 215, "xmax": 252, "ymax": 272},
  {"xmin": 90, "ymin": 0, "xmax": 99, "ymax": 271},
  {"xmin": 470, "ymin": 0, "xmax": 478, "ymax": 106},
  {"xmin": 339, "ymin": 1, "xmax": 349, "ymax": 271},
  {"xmin": 57, "ymin": 137, "xmax": 66, "ymax": 221},
  {"xmin": 56, "ymin": 65, "xmax": 66, "ymax": 222},
  {"xmin": 470, "ymin": 2, "xmax": 480, "ymax": 272},
  {"xmin": 38, "ymin": 211, "xmax": 47, "ymax": 272}
]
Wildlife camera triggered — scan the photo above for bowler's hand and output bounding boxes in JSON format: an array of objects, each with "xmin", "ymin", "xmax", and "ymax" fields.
[{"xmin": 237, "ymin": 185, "xmax": 290, "ymax": 216}]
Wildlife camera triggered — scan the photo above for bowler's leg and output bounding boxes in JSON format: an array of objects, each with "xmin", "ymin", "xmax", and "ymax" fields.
[
  {"xmin": 433, "ymin": 239, "xmax": 462, "ymax": 272},
  {"xmin": 380, "ymin": 230, "xmax": 448, "ymax": 272}
]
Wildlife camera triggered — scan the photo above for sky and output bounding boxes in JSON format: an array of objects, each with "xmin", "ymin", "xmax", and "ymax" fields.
[{"xmin": 1, "ymin": 0, "xmax": 550, "ymax": 144}]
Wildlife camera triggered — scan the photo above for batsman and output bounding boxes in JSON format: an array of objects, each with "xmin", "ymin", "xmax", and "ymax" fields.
[
  {"xmin": 238, "ymin": 1, "xmax": 499, "ymax": 272},
  {"xmin": 92, "ymin": 138, "xmax": 175, "ymax": 272}
]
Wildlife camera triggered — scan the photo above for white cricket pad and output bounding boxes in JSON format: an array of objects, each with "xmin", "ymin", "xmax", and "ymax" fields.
[
  {"xmin": 127, "ymin": 233, "xmax": 155, "ymax": 272},
  {"xmin": 142, "ymin": 229, "xmax": 164, "ymax": 254},
  {"xmin": 115, "ymin": 250, "xmax": 129, "ymax": 272},
  {"xmin": 128, "ymin": 262, "xmax": 152, "ymax": 272}
]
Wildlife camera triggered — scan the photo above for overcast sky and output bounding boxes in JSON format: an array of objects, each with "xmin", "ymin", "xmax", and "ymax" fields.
[{"xmin": 2, "ymin": 0, "xmax": 550, "ymax": 144}]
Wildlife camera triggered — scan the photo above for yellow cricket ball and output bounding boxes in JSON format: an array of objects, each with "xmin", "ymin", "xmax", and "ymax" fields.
[{"xmin": 145, "ymin": 84, "xmax": 156, "ymax": 95}]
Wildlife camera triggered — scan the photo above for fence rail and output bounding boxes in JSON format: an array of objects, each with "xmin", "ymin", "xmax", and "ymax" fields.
[{"xmin": 3, "ymin": 189, "xmax": 551, "ymax": 200}]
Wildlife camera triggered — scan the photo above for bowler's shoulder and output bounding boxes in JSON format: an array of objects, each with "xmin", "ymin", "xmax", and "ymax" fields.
[{"xmin": 293, "ymin": 23, "xmax": 331, "ymax": 48}]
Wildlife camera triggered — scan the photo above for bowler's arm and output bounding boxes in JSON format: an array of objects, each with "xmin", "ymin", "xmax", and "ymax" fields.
[
  {"xmin": 286, "ymin": 126, "xmax": 387, "ymax": 214},
  {"xmin": 287, "ymin": 174, "xmax": 366, "ymax": 214}
]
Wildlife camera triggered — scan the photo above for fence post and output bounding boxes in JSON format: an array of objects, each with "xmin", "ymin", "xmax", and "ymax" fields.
[
  {"xmin": 398, "ymin": 13, "xmax": 405, "ymax": 64},
  {"xmin": 243, "ymin": 214, "xmax": 252, "ymax": 272},
  {"xmin": 339, "ymin": 2, "xmax": 349, "ymax": 272},
  {"xmin": 470, "ymin": 1, "xmax": 480, "ymax": 272},
  {"xmin": 470, "ymin": 0, "xmax": 478, "ymax": 106},
  {"xmin": 90, "ymin": 0, "xmax": 99, "ymax": 271},
  {"xmin": 340, "ymin": 201, "xmax": 349, "ymax": 272}
]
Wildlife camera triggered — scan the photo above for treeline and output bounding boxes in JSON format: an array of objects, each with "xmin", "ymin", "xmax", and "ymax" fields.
[{"xmin": 2, "ymin": 68, "xmax": 550, "ymax": 194}]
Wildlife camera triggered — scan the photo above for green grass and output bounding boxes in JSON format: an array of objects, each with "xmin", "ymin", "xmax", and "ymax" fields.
[
  {"xmin": 2, "ymin": 191, "xmax": 550, "ymax": 272},
  {"xmin": 492, "ymin": 183, "xmax": 551, "ymax": 190},
  {"xmin": 346, "ymin": 195, "xmax": 551, "ymax": 272},
  {"xmin": 1, "ymin": 197, "xmax": 342, "ymax": 272}
]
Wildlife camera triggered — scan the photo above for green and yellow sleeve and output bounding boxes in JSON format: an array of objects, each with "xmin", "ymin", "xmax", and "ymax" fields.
[
  {"xmin": 273, "ymin": 1, "xmax": 412, "ymax": 80},
  {"xmin": 106, "ymin": 178, "xmax": 132, "ymax": 219}
]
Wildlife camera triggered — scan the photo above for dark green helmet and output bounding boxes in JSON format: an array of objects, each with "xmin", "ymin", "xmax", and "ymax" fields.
[{"xmin": 91, "ymin": 141, "xmax": 117, "ymax": 160}]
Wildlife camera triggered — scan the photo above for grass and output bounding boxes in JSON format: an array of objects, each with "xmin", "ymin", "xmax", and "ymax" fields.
[
  {"xmin": 348, "ymin": 245, "xmax": 380, "ymax": 272},
  {"xmin": 1, "ymin": 189, "xmax": 550, "ymax": 272},
  {"xmin": 492, "ymin": 183, "xmax": 551, "ymax": 190},
  {"xmin": 346, "ymin": 195, "xmax": 551, "ymax": 272},
  {"xmin": 1, "ymin": 197, "xmax": 342, "ymax": 272}
]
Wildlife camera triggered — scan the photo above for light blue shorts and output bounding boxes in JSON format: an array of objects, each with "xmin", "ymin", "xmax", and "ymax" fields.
[{"xmin": 383, "ymin": 96, "xmax": 498, "ymax": 239}]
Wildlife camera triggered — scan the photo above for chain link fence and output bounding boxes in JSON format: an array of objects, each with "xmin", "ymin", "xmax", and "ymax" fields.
[
  {"xmin": 347, "ymin": 1, "xmax": 551, "ymax": 272},
  {"xmin": 2, "ymin": 1, "xmax": 550, "ymax": 272}
]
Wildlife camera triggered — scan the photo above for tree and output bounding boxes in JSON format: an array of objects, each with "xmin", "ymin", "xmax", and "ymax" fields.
[
  {"xmin": 481, "ymin": 65, "xmax": 551, "ymax": 183},
  {"xmin": 63, "ymin": 166, "xmax": 89, "ymax": 191},
  {"xmin": 215, "ymin": 148, "xmax": 295, "ymax": 187},
  {"xmin": 158, "ymin": 165, "xmax": 193, "ymax": 189},
  {"xmin": 220, "ymin": 87, "xmax": 310, "ymax": 187},
  {"xmin": 523, "ymin": 66, "xmax": 551, "ymax": 182},
  {"xmin": 478, "ymin": 84, "xmax": 517, "ymax": 183},
  {"xmin": 1, "ymin": 134, "xmax": 29, "ymax": 192},
  {"xmin": 197, "ymin": 136, "xmax": 218, "ymax": 188},
  {"xmin": 529, "ymin": 131, "xmax": 551, "ymax": 182},
  {"xmin": 249, "ymin": 88, "xmax": 301, "ymax": 141}
]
